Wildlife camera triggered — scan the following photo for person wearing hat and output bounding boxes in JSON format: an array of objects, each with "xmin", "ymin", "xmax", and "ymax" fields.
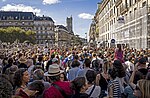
[
  {"xmin": 18, "ymin": 57, "xmax": 28, "ymax": 69},
  {"xmin": 43, "ymin": 64, "xmax": 73, "ymax": 98}
]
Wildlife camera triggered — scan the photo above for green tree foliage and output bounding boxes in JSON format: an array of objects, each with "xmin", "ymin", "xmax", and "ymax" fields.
[{"xmin": 0, "ymin": 27, "xmax": 36, "ymax": 43}]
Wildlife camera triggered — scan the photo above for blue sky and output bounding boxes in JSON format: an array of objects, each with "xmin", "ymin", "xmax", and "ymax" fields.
[{"xmin": 0, "ymin": 0, "xmax": 101, "ymax": 38}]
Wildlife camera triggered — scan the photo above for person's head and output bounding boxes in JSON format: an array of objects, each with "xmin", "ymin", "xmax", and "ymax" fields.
[
  {"xmin": 128, "ymin": 56, "xmax": 132, "ymax": 62},
  {"xmin": 14, "ymin": 68, "xmax": 29, "ymax": 87},
  {"xmin": 134, "ymin": 79, "xmax": 150, "ymax": 98},
  {"xmin": 51, "ymin": 54, "xmax": 55, "ymax": 59},
  {"xmin": 28, "ymin": 80, "xmax": 44, "ymax": 97},
  {"xmin": 74, "ymin": 55, "xmax": 79, "ymax": 60},
  {"xmin": 0, "ymin": 74, "xmax": 13, "ymax": 98},
  {"xmin": 92, "ymin": 53, "xmax": 97, "ymax": 58},
  {"xmin": 108, "ymin": 68, "xmax": 116, "ymax": 80},
  {"xmin": 52, "ymin": 58, "xmax": 59, "ymax": 64},
  {"xmin": 112, "ymin": 60, "xmax": 125, "ymax": 78},
  {"xmin": 117, "ymin": 44, "xmax": 122, "ymax": 51},
  {"xmin": 71, "ymin": 60, "xmax": 80, "ymax": 68},
  {"xmin": 86, "ymin": 70, "xmax": 96, "ymax": 84},
  {"xmin": 60, "ymin": 72, "xmax": 68, "ymax": 81},
  {"xmin": 84, "ymin": 58, "xmax": 91, "ymax": 68},
  {"xmin": 33, "ymin": 69, "xmax": 44, "ymax": 80},
  {"xmin": 71, "ymin": 77, "xmax": 88, "ymax": 93},
  {"xmin": 8, "ymin": 58, "xmax": 13, "ymax": 65},
  {"xmin": 138, "ymin": 57, "xmax": 147, "ymax": 67},
  {"xmin": 97, "ymin": 53, "xmax": 102, "ymax": 58},
  {"xmin": 26, "ymin": 59, "xmax": 33, "ymax": 67},
  {"xmin": 146, "ymin": 72, "xmax": 150, "ymax": 80},
  {"xmin": 38, "ymin": 55, "xmax": 43, "ymax": 62},
  {"xmin": 44, "ymin": 64, "xmax": 63, "ymax": 83},
  {"xmin": 18, "ymin": 57, "xmax": 27, "ymax": 64}
]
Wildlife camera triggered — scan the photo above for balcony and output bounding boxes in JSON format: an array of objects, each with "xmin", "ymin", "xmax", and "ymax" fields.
[{"xmin": 115, "ymin": 0, "xmax": 122, "ymax": 7}]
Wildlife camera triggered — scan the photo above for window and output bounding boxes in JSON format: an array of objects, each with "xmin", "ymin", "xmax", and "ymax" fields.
[
  {"xmin": 114, "ymin": 7, "xmax": 115, "ymax": 14},
  {"xmin": 134, "ymin": 8, "xmax": 137, "ymax": 19},
  {"xmin": 129, "ymin": 0, "xmax": 132, "ymax": 7},
  {"xmin": 142, "ymin": 1, "xmax": 146, "ymax": 7},
  {"xmin": 22, "ymin": 16, "xmax": 25, "ymax": 19},
  {"xmin": 117, "ymin": 8, "xmax": 119, "ymax": 16},
  {"xmin": 125, "ymin": 0, "xmax": 128, "ymax": 8}
]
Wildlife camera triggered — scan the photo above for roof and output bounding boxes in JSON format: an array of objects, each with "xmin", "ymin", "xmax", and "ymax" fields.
[
  {"xmin": 34, "ymin": 16, "xmax": 54, "ymax": 22},
  {"xmin": 0, "ymin": 11, "xmax": 34, "ymax": 20},
  {"xmin": 56, "ymin": 25, "xmax": 68, "ymax": 31}
]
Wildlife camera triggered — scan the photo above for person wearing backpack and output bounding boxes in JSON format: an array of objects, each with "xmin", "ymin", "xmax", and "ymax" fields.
[
  {"xmin": 85, "ymin": 70, "xmax": 101, "ymax": 98},
  {"xmin": 91, "ymin": 53, "xmax": 101, "ymax": 74},
  {"xmin": 43, "ymin": 64, "xmax": 73, "ymax": 98}
]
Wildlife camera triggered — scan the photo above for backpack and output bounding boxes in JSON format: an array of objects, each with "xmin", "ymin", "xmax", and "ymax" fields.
[{"xmin": 92, "ymin": 58, "xmax": 102, "ymax": 73}]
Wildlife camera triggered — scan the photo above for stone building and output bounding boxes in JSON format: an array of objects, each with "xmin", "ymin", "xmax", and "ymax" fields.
[
  {"xmin": 94, "ymin": 0, "xmax": 150, "ymax": 49},
  {"xmin": 55, "ymin": 25, "xmax": 73, "ymax": 47},
  {"xmin": 66, "ymin": 16, "xmax": 74, "ymax": 34},
  {"xmin": 0, "ymin": 11, "xmax": 76, "ymax": 47},
  {"xmin": 34, "ymin": 16, "xmax": 55, "ymax": 46},
  {"xmin": 89, "ymin": 19, "xmax": 96, "ymax": 47},
  {"xmin": 0, "ymin": 11, "xmax": 34, "ymax": 30}
]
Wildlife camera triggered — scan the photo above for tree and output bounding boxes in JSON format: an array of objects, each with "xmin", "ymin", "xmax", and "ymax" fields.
[{"xmin": 0, "ymin": 27, "xmax": 36, "ymax": 44}]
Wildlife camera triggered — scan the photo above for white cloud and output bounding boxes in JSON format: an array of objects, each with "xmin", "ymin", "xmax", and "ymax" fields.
[
  {"xmin": 2, "ymin": 0, "xmax": 6, "ymax": 2},
  {"xmin": 0, "ymin": 4, "xmax": 41, "ymax": 15},
  {"xmin": 43, "ymin": 0, "xmax": 61, "ymax": 5},
  {"xmin": 78, "ymin": 13, "xmax": 94, "ymax": 19}
]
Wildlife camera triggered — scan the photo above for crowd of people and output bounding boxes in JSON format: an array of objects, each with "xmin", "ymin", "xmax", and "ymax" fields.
[{"xmin": 0, "ymin": 43, "xmax": 150, "ymax": 98}]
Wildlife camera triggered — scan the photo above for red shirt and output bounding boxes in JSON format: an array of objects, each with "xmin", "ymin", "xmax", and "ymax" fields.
[
  {"xmin": 16, "ymin": 89, "xmax": 30, "ymax": 98},
  {"xmin": 43, "ymin": 81, "xmax": 73, "ymax": 98}
]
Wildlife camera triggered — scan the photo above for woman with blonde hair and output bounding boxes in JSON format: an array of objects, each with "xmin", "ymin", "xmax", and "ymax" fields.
[{"xmin": 134, "ymin": 73, "xmax": 150, "ymax": 98}]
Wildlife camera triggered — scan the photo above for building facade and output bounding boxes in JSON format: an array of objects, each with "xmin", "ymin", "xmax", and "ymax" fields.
[
  {"xmin": 34, "ymin": 16, "xmax": 55, "ymax": 46},
  {"xmin": 66, "ymin": 16, "xmax": 74, "ymax": 34},
  {"xmin": 0, "ymin": 11, "xmax": 78, "ymax": 47},
  {"xmin": 0, "ymin": 11, "xmax": 34, "ymax": 30},
  {"xmin": 55, "ymin": 25, "xmax": 73, "ymax": 47},
  {"xmin": 89, "ymin": 19, "xmax": 96, "ymax": 47},
  {"xmin": 94, "ymin": 0, "xmax": 150, "ymax": 49}
]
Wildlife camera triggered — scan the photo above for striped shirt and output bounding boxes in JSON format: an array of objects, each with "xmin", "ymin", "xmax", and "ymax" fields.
[{"xmin": 108, "ymin": 80, "xmax": 122, "ymax": 98}]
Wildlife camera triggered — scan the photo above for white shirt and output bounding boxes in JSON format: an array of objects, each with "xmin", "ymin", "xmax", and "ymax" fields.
[{"xmin": 125, "ymin": 61, "xmax": 134, "ymax": 72}]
